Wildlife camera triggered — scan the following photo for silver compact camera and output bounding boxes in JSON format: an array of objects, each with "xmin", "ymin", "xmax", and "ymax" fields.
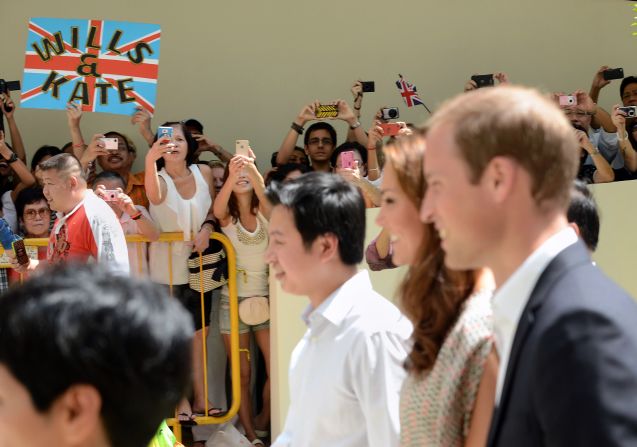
[{"xmin": 619, "ymin": 106, "xmax": 637, "ymax": 118}]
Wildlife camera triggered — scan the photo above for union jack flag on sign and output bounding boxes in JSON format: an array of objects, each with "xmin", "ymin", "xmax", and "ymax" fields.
[
  {"xmin": 395, "ymin": 74, "xmax": 431, "ymax": 113},
  {"xmin": 21, "ymin": 18, "xmax": 160, "ymax": 116}
]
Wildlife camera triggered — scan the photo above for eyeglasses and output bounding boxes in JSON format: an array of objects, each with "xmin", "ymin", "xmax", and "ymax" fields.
[
  {"xmin": 307, "ymin": 138, "xmax": 334, "ymax": 146},
  {"xmin": 24, "ymin": 208, "xmax": 51, "ymax": 219}
]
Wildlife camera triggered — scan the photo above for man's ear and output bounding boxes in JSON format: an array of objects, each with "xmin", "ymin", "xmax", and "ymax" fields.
[
  {"xmin": 482, "ymin": 156, "xmax": 518, "ymax": 203},
  {"xmin": 314, "ymin": 233, "xmax": 340, "ymax": 264},
  {"xmin": 53, "ymin": 384, "xmax": 103, "ymax": 445},
  {"xmin": 68, "ymin": 175, "xmax": 79, "ymax": 189},
  {"xmin": 568, "ymin": 221, "xmax": 581, "ymax": 237}
]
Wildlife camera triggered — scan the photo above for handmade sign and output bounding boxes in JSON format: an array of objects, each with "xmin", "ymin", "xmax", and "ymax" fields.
[{"xmin": 20, "ymin": 18, "xmax": 160, "ymax": 115}]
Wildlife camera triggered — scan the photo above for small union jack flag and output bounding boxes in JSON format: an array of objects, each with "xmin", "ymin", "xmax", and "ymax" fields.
[
  {"xmin": 21, "ymin": 18, "xmax": 161, "ymax": 116},
  {"xmin": 396, "ymin": 74, "xmax": 431, "ymax": 113}
]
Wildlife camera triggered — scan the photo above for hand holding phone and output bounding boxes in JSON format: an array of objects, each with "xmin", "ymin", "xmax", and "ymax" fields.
[
  {"xmin": 471, "ymin": 74, "xmax": 494, "ymax": 88},
  {"xmin": 315, "ymin": 104, "xmax": 338, "ymax": 119},
  {"xmin": 235, "ymin": 140, "xmax": 250, "ymax": 157},
  {"xmin": 603, "ymin": 68, "xmax": 624, "ymax": 81},
  {"xmin": 361, "ymin": 81, "xmax": 375, "ymax": 93},
  {"xmin": 339, "ymin": 151, "xmax": 356, "ymax": 169}
]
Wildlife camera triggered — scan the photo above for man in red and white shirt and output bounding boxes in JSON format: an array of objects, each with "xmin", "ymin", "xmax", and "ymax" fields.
[{"xmin": 10, "ymin": 154, "xmax": 129, "ymax": 274}]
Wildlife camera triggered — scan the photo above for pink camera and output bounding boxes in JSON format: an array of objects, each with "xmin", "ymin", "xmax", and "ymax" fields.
[
  {"xmin": 559, "ymin": 95, "xmax": 577, "ymax": 107},
  {"xmin": 102, "ymin": 190, "xmax": 119, "ymax": 202}
]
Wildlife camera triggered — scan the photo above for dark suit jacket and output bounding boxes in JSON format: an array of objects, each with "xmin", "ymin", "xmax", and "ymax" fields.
[{"xmin": 487, "ymin": 241, "xmax": 637, "ymax": 447}]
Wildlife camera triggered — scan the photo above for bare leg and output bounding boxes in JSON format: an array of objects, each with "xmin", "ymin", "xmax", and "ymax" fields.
[
  {"xmin": 192, "ymin": 326, "xmax": 211, "ymax": 413},
  {"xmin": 253, "ymin": 328, "xmax": 271, "ymax": 433},
  {"xmin": 223, "ymin": 332, "xmax": 257, "ymax": 441}
]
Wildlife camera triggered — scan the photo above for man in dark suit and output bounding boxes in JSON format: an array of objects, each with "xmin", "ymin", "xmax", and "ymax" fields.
[{"xmin": 420, "ymin": 85, "xmax": 637, "ymax": 446}]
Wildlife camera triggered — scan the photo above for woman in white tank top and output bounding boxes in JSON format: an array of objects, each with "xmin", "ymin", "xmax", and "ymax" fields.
[
  {"xmin": 214, "ymin": 148, "xmax": 271, "ymax": 446},
  {"xmin": 145, "ymin": 122, "xmax": 218, "ymax": 424}
]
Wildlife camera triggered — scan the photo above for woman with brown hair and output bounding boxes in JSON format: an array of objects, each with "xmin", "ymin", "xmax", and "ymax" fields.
[{"xmin": 375, "ymin": 134, "xmax": 498, "ymax": 447}]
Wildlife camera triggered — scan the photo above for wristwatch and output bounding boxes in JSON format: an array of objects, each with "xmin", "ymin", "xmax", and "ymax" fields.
[{"xmin": 4, "ymin": 152, "xmax": 18, "ymax": 164}]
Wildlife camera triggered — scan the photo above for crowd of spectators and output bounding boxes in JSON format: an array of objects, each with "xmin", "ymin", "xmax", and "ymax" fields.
[{"xmin": 0, "ymin": 64, "xmax": 630, "ymax": 446}]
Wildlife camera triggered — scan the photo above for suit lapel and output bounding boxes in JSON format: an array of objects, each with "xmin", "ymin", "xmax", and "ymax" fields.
[{"xmin": 487, "ymin": 242, "xmax": 591, "ymax": 445}]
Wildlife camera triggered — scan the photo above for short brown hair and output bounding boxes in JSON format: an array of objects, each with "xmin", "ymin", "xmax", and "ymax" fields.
[
  {"xmin": 384, "ymin": 136, "xmax": 475, "ymax": 374},
  {"xmin": 426, "ymin": 86, "xmax": 579, "ymax": 210}
]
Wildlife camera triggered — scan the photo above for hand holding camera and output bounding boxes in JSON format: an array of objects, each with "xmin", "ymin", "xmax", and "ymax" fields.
[
  {"xmin": 336, "ymin": 100, "xmax": 357, "ymax": 125},
  {"xmin": 613, "ymin": 104, "xmax": 636, "ymax": 131},
  {"xmin": 296, "ymin": 101, "xmax": 320, "ymax": 126},
  {"xmin": 83, "ymin": 134, "xmax": 112, "ymax": 162},
  {"xmin": 0, "ymin": 93, "xmax": 16, "ymax": 119},
  {"xmin": 574, "ymin": 90, "xmax": 596, "ymax": 114}
]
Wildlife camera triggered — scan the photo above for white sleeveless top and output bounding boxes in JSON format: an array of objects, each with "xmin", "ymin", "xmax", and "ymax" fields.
[
  {"xmin": 221, "ymin": 212, "xmax": 269, "ymax": 298},
  {"xmin": 149, "ymin": 165, "xmax": 212, "ymax": 285}
]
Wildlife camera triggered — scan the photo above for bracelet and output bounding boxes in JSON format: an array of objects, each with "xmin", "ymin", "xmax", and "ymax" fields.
[
  {"xmin": 4, "ymin": 152, "xmax": 18, "ymax": 164},
  {"xmin": 291, "ymin": 122, "xmax": 304, "ymax": 134},
  {"xmin": 73, "ymin": 142, "xmax": 85, "ymax": 148},
  {"xmin": 201, "ymin": 219, "xmax": 216, "ymax": 231},
  {"xmin": 130, "ymin": 211, "xmax": 142, "ymax": 221},
  {"xmin": 354, "ymin": 106, "xmax": 361, "ymax": 111},
  {"xmin": 367, "ymin": 147, "xmax": 376, "ymax": 151},
  {"xmin": 617, "ymin": 131, "xmax": 629, "ymax": 141},
  {"xmin": 350, "ymin": 121, "xmax": 361, "ymax": 130}
]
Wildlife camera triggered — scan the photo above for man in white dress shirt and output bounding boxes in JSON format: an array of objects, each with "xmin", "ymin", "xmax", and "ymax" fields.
[
  {"xmin": 265, "ymin": 172, "xmax": 412, "ymax": 447},
  {"xmin": 420, "ymin": 85, "xmax": 637, "ymax": 446}
]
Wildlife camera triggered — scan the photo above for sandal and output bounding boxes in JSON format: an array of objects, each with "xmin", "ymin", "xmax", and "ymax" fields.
[
  {"xmin": 177, "ymin": 412, "xmax": 197, "ymax": 426},
  {"xmin": 251, "ymin": 439, "xmax": 265, "ymax": 446},
  {"xmin": 193, "ymin": 407, "xmax": 226, "ymax": 417}
]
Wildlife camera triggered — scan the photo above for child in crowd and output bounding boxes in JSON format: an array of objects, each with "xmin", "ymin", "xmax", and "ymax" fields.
[{"xmin": 93, "ymin": 171, "xmax": 159, "ymax": 276}]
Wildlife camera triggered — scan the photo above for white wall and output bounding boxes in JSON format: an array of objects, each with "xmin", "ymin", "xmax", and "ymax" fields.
[{"xmin": 1, "ymin": 0, "xmax": 635, "ymax": 171}]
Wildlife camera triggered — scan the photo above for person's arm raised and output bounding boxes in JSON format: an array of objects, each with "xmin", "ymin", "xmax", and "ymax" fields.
[
  {"xmin": 612, "ymin": 105, "xmax": 637, "ymax": 172},
  {"xmin": 275, "ymin": 101, "xmax": 318, "ymax": 166},
  {"xmin": 0, "ymin": 94, "xmax": 26, "ymax": 162},
  {"xmin": 143, "ymin": 137, "xmax": 171, "ymax": 205},
  {"xmin": 336, "ymin": 99, "xmax": 368, "ymax": 147},
  {"xmin": 589, "ymin": 65, "xmax": 611, "ymax": 104},
  {"xmin": 0, "ymin": 131, "xmax": 36, "ymax": 201},
  {"xmin": 131, "ymin": 106, "xmax": 154, "ymax": 146},
  {"xmin": 65, "ymin": 102, "xmax": 86, "ymax": 159},
  {"xmin": 213, "ymin": 155, "xmax": 242, "ymax": 225}
]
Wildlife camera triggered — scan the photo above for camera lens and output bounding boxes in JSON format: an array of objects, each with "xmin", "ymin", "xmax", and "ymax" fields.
[{"xmin": 389, "ymin": 109, "xmax": 398, "ymax": 119}]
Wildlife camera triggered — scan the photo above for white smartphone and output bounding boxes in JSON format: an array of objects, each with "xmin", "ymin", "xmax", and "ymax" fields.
[{"xmin": 235, "ymin": 140, "xmax": 250, "ymax": 157}]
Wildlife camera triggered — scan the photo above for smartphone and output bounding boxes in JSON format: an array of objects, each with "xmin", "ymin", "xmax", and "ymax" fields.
[
  {"xmin": 361, "ymin": 81, "xmax": 375, "ymax": 93},
  {"xmin": 99, "ymin": 137, "xmax": 118, "ymax": 150},
  {"xmin": 379, "ymin": 122, "xmax": 402, "ymax": 137},
  {"xmin": 559, "ymin": 95, "xmax": 577, "ymax": 106},
  {"xmin": 381, "ymin": 107, "xmax": 400, "ymax": 120},
  {"xmin": 619, "ymin": 106, "xmax": 637, "ymax": 118},
  {"xmin": 340, "ymin": 151, "xmax": 356, "ymax": 169},
  {"xmin": 603, "ymin": 68, "xmax": 624, "ymax": 81},
  {"xmin": 102, "ymin": 190, "xmax": 119, "ymax": 202},
  {"xmin": 235, "ymin": 140, "xmax": 250, "ymax": 157},
  {"xmin": 157, "ymin": 126, "xmax": 174, "ymax": 141},
  {"xmin": 315, "ymin": 104, "xmax": 338, "ymax": 119},
  {"xmin": 471, "ymin": 74, "xmax": 494, "ymax": 88}
]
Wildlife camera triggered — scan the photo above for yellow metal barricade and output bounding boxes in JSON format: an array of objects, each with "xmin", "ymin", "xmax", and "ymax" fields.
[{"xmin": 0, "ymin": 232, "xmax": 241, "ymax": 442}]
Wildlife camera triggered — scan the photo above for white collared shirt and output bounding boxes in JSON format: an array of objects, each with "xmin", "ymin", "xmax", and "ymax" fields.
[
  {"xmin": 272, "ymin": 270, "xmax": 413, "ymax": 447},
  {"xmin": 493, "ymin": 227, "xmax": 578, "ymax": 404}
]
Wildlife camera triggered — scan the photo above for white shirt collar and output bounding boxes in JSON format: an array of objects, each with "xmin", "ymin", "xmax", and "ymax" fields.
[
  {"xmin": 493, "ymin": 226, "xmax": 578, "ymax": 403},
  {"xmin": 301, "ymin": 270, "xmax": 371, "ymax": 328}
]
